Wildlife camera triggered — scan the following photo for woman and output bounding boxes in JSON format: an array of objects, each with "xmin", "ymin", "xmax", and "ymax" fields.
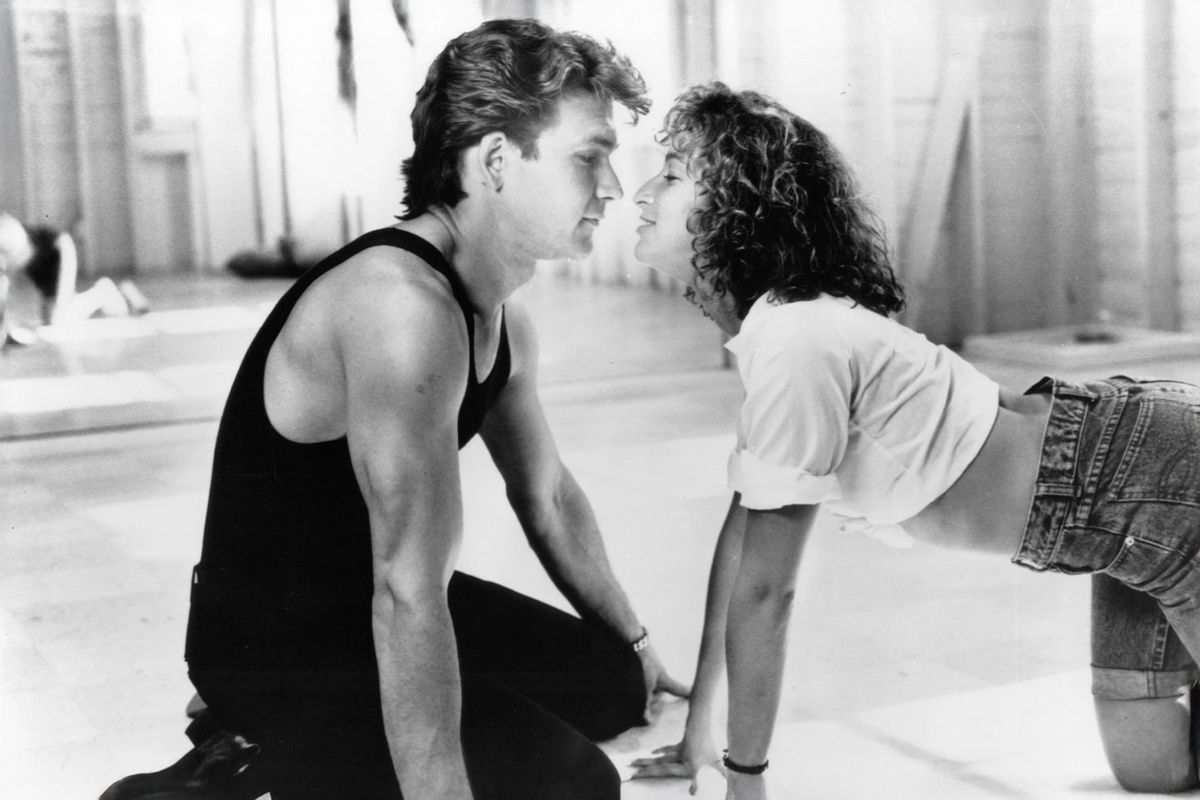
[{"xmin": 627, "ymin": 82, "xmax": 1200, "ymax": 798}]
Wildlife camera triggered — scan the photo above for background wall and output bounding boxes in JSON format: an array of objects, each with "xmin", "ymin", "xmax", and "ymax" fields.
[{"xmin": 1, "ymin": 0, "xmax": 1196, "ymax": 343}]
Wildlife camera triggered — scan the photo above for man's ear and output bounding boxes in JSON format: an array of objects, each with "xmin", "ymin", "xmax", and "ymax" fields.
[{"xmin": 477, "ymin": 131, "xmax": 509, "ymax": 193}]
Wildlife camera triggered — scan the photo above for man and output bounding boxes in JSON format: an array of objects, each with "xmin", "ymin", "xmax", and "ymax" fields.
[{"xmin": 101, "ymin": 18, "xmax": 684, "ymax": 800}]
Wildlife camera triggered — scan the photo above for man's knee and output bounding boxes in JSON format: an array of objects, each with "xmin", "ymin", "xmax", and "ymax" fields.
[
  {"xmin": 572, "ymin": 674, "xmax": 645, "ymax": 742},
  {"xmin": 562, "ymin": 746, "xmax": 620, "ymax": 800},
  {"xmin": 524, "ymin": 726, "xmax": 621, "ymax": 800}
]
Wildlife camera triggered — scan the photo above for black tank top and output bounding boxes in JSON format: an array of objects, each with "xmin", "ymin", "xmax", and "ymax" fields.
[{"xmin": 185, "ymin": 228, "xmax": 511, "ymax": 668}]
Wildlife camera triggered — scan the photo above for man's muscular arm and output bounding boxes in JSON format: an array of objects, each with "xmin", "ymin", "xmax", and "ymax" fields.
[
  {"xmin": 339, "ymin": 265, "xmax": 474, "ymax": 799},
  {"xmin": 480, "ymin": 304, "xmax": 688, "ymax": 716}
]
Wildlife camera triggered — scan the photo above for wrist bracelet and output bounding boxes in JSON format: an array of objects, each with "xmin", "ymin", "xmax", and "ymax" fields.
[
  {"xmin": 630, "ymin": 626, "xmax": 649, "ymax": 652},
  {"xmin": 723, "ymin": 750, "xmax": 769, "ymax": 775}
]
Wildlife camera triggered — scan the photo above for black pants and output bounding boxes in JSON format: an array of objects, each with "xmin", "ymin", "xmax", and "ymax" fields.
[{"xmin": 188, "ymin": 573, "xmax": 645, "ymax": 799}]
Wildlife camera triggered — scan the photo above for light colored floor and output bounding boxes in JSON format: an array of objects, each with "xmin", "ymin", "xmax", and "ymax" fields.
[{"xmin": 3, "ymin": 271, "xmax": 1200, "ymax": 799}]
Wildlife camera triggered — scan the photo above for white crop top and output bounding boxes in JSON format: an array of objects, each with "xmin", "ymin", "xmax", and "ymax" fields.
[{"xmin": 725, "ymin": 293, "xmax": 999, "ymax": 525}]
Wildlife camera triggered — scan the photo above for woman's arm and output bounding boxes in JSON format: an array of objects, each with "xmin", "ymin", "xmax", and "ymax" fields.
[
  {"xmin": 724, "ymin": 503, "xmax": 817, "ymax": 799},
  {"xmin": 685, "ymin": 496, "xmax": 747, "ymax": 740},
  {"xmin": 48, "ymin": 232, "xmax": 77, "ymax": 325},
  {"xmin": 631, "ymin": 498, "xmax": 812, "ymax": 795}
]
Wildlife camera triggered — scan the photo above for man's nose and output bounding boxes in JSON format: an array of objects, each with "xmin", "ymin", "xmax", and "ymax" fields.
[{"xmin": 597, "ymin": 160, "xmax": 622, "ymax": 201}]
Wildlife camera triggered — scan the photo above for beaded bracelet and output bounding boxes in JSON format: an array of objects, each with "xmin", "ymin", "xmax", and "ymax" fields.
[
  {"xmin": 723, "ymin": 750, "xmax": 769, "ymax": 775},
  {"xmin": 630, "ymin": 626, "xmax": 650, "ymax": 652}
]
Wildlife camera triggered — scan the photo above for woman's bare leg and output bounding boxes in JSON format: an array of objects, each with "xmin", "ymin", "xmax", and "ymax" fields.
[
  {"xmin": 1092, "ymin": 573, "xmax": 1199, "ymax": 792},
  {"xmin": 1094, "ymin": 694, "xmax": 1195, "ymax": 792}
]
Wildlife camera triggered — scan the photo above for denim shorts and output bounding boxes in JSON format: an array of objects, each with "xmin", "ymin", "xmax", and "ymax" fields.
[{"xmin": 1015, "ymin": 376, "xmax": 1200, "ymax": 700}]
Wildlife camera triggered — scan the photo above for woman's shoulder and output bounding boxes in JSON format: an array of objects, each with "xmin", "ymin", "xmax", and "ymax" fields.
[
  {"xmin": 753, "ymin": 292, "xmax": 887, "ymax": 336},
  {"xmin": 754, "ymin": 294, "xmax": 928, "ymax": 371},
  {"xmin": 733, "ymin": 295, "xmax": 856, "ymax": 365}
]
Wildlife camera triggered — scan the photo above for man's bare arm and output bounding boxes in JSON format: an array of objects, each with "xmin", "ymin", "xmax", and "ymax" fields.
[
  {"xmin": 340, "ymin": 269, "xmax": 474, "ymax": 799},
  {"xmin": 480, "ymin": 304, "xmax": 641, "ymax": 633},
  {"xmin": 480, "ymin": 304, "xmax": 688, "ymax": 714}
]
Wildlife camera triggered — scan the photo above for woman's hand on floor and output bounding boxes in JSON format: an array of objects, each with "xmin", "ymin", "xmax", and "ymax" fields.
[{"xmin": 630, "ymin": 733, "xmax": 723, "ymax": 795}]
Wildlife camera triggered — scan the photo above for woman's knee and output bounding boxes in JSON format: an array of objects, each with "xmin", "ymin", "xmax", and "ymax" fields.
[
  {"xmin": 1094, "ymin": 696, "xmax": 1197, "ymax": 792},
  {"xmin": 1109, "ymin": 755, "xmax": 1195, "ymax": 793}
]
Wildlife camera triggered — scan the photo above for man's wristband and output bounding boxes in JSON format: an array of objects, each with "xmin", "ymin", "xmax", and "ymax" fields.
[
  {"xmin": 723, "ymin": 750, "xmax": 769, "ymax": 775},
  {"xmin": 630, "ymin": 626, "xmax": 650, "ymax": 653}
]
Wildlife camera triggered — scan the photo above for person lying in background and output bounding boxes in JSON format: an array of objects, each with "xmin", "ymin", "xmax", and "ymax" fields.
[
  {"xmin": 0, "ymin": 212, "xmax": 149, "ymax": 347},
  {"xmin": 627, "ymin": 81, "xmax": 1200, "ymax": 799}
]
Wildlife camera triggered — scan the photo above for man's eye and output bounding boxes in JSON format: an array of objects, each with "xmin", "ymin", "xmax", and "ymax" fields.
[{"xmin": 577, "ymin": 154, "xmax": 599, "ymax": 166}]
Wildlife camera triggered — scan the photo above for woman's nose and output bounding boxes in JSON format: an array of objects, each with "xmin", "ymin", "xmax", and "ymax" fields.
[{"xmin": 633, "ymin": 177, "xmax": 656, "ymax": 206}]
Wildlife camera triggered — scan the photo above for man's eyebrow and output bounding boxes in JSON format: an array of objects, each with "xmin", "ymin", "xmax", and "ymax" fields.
[{"xmin": 582, "ymin": 131, "xmax": 618, "ymax": 150}]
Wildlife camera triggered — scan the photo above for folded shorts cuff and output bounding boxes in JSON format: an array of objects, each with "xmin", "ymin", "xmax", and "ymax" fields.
[{"xmin": 1091, "ymin": 665, "xmax": 1198, "ymax": 700}]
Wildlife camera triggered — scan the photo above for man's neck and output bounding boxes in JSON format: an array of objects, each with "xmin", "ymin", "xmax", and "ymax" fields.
[{"xmin": 405, "ymin": 209, "xmax": 529, "ymax": 318}]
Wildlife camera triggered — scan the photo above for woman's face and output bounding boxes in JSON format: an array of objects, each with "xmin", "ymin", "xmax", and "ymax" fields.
[
  {"xmin": 633, "ymin": 148, "xmax": 741, "ymax": 335},
  {"xmin": 632, "ymin": 148, "xmax": 702, "ymax": 284}
]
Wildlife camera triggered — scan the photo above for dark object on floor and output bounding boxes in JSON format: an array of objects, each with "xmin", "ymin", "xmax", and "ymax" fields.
[{"xmin": 226, "ymin": 237, "xmax": 313, "ymax": 279}]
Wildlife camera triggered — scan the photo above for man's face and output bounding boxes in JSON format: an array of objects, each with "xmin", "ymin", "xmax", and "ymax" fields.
[{"xmin": 498, "ymin": 92, "xmax": 623, "ymax": 261}]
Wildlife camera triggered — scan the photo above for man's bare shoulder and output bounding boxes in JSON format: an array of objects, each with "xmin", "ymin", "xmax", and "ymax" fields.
[
  {"xmin": 281, "ymin": 244, "xmax": 467, "ymax": 390},
  {"xmin": 327, "ymin": 244, "xmax": 458, "ymax": 314},
  {"xmin": 299, "ymin": 245, "xmax": 459, "ymax": 347},
  {"xmin": 264, "ymin": 243, "xmax": 469, "ymax": 439}
]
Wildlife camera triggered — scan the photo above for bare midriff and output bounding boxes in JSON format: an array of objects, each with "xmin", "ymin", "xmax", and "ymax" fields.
[{"xmin": 903, "ymin": 388, "xmax": 1053, "ymax": 556}]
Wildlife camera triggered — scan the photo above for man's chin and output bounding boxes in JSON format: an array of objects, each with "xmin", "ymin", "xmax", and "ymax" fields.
[
  {"xmin": 565, "ymin": 236, "xmax": 595, "ymax": 259},
  {"xmin": 534, "ymin": 229, "xmax": 596, "ymax": 262}
]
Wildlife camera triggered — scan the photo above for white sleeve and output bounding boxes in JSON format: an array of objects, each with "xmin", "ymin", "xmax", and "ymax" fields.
[{"xmin": 728, "ymin": 321, "xmax": 852, "ymax": 510}]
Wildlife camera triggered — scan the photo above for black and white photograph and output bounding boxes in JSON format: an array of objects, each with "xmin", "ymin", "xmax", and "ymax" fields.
[{"xmin": 3, "ymin": 1, "xmax": 1200, "ymax": 798}]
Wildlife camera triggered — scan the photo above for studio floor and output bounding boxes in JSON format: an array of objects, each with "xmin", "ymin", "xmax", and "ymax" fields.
[{"xmin": 4, "ymin": 269, "xmax": 1200, "ymax": 799}]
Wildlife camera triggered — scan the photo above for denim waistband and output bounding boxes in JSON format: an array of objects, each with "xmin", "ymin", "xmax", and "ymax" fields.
[{"xmin": 1012, "ymin": 376, "xmax": 1131, "ymax": 571}]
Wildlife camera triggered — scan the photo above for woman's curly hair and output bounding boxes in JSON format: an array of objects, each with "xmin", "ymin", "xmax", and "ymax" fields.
[{"xmin": 660, "ymin": 82, "xmax": 903, "ymax": 318}]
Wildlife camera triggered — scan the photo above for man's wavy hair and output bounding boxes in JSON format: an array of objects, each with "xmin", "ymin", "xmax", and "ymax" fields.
[
  {"xmin": 399, "ymin": 18, "xmax": 649, "ymax": 219},
  {"xmin": 661, "ymin": 82, "xmax": 904, "ymax": 318}
]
